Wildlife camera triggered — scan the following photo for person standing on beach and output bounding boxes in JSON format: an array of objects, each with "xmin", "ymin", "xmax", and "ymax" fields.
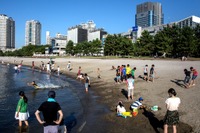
[
  {"xmin": 32, "ymin": 61, "xmax": 35, "ymax": 70},
  {"xmin": 67, "ymin": 61, "xmax": 72, "ymax": 71},
  {"xmin": 183, "ymin": 69, "xmax": 191, "ymax": 88},
  {"xmin": 97, "ymin": 68, "xmax": 101, "ymax": 79},
  {"xmin": 143, "ymin": 65, "xmax": 148, "ymax": 81},
  {"xmin": 189, "ymin": 67, "xmax": 198, "ymax": 87},
  {"xmin": 35, "ymin": 91, "xmax": 63, "ymax": 133},
  {"xmin": 84, "ymin": 73, "xmax": 90, "ymax": 92},
  {"xmin": 15, "ymin": 91, "xmax": 29, "ymax": 126},
  {"xmin": 163, "ymin": 88, "xmax": 181, "ymax": 133},
  {"xmin": 122, "ymin": 65, "xmax": 126, "ymax": 82},
  {"xmin": 126, "ymin": 74, "xmax": 134, "ymax": 100},
  {"xmin": 149, "ymin": 64, "xmax": 156, "ymax": 82},
  {"xmin": 77, "ymin": 66, "xmax": 82, "ymax": 79},
  {"xmin": 131, "ymin": 67, "xmax": 136, "ymax": 79}
]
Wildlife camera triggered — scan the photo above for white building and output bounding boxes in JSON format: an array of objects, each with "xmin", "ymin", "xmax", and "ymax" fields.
[
  {"xmin": 67, "ymin": 26, "xmax": 88, "ymax": 44},
  {"xmin": 88, "ymin": 29, "xmax": 107, "ymax": 42},
  {"xmin": 46, "ymin": 31, "xmax": 51, "ymax": 45},
  {"xmin": 67, "ymin": 20, "xmax": 107, "ymax": 44},
  {"xmin": 25, "ymin": 20, "xmax": 41, "ymax": 45},
  {"xmin": 51, "ymin": 33, "xmax": 67, "ymax": 55},
  {"xmin": 132, "ymin": 15, "xmax": 200, "ymax": 42},
  {"xmin": 0, "ymin": 14, "xmax": 15, "ymax": 50},
  {"xmin": 176, "ymin": 15, "xmax": 200, "ymax": 28}
]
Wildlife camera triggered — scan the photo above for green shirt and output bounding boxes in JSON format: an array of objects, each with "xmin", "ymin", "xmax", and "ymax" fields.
[
  {"xmin": 131, "ymin": 69, "xmax": 135, "ymax": 76},
  {"xmin": 16, "ymin": 98, "xmax": 27, "ymax": 113}
]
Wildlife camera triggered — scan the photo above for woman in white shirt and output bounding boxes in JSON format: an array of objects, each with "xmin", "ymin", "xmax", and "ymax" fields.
[
  {"xmin": 116, "ymin": 101, "xmax": 126, "ymax": 114},
  {"xmin": 163, "ymin": 88, "xmax": 181, "ymax": 133}
]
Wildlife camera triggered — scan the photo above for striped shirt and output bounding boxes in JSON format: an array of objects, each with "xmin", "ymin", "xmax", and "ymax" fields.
[{"xmin": 130, "ymin": 100, "xmax": 142, "ymax": 109}]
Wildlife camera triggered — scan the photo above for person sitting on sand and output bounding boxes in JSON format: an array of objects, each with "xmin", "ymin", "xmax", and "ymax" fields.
[{"xmin": 116, "ymin": 101, "xmax": 126, "ymax": 115}]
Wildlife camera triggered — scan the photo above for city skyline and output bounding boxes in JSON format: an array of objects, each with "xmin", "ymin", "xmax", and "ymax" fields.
[{"xmin": 1, "ymin": 0, "xmax": 200, "ymax": 48}]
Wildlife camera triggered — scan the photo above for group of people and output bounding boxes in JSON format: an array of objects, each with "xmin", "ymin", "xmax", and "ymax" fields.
[
  {"xmin": 116, "ymin": 88, "xmax": 181, "ymax": 133},
  {"xmin": 15, "ymin": 90, "xmax": 67, "ymax": 133},
  {"xmin": 184, "ymin": 67, "xmax": 198, "ymax": 88},
  {"xmin": 76, "ymin": 66, "xmax": 91, "ymax": 92}
]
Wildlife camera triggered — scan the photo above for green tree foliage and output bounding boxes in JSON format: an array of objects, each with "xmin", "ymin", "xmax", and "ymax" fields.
[
  {"xmin": 66, "ymin": 40, "xmax": 74, "ymax": 55},
  {"xmin": 134, "ymin": 24, "xmax": 200, "ymax": 57},
  {"xmin": 0, "ymin": 44, "xmax": 48, "ymax": 57},
  {"xmin": 104, "ymin": 34, "xmax": 133, "ymax": 56},
  {"xmin": 134, "ymin": 30, "xmax": 154, "ymax": 56}
]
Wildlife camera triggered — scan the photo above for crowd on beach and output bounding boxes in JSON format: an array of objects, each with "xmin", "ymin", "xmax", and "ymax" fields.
[
  {"xmin": 0, "ymin": 58, "xmax": 199, "ymax": 133},
  {"xmin": 111, "ymin": 63, "xmax": 198, "ymax": 133}
]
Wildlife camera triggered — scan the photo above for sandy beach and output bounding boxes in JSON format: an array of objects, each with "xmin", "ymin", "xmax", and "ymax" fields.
[{"xmin": 0, "ymin": 57, "xmax": 199, "ymax": 133}]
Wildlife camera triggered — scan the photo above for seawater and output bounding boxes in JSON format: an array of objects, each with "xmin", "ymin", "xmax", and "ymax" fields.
[{"xmin": 0, "ymin": 64, "xmax": 85, "ymax": 133}]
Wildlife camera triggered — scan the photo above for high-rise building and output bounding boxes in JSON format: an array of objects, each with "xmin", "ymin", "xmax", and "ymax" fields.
[
  {"xmin": 67, "ymin": 26, "xmax": 88, "ymax": 44},
  {"xmin": 46, "ymin": 31, "xmax": 51, "ymax": 45},
  {"xmin": 135, "ymin": 2, "xmax": 164, "ymax": 27},
  {"xmin": 25, "ymin": 20, "xmax": 41, "ymax": 45},
  {"xmin": 0, "ymin": 14, "xmax": 15, "ymax": 50}
]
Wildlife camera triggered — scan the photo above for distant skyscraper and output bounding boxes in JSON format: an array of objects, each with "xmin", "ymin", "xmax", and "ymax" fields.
[
  {"xmin": 25, "ymin": 20, "xmax": 41, "ymax": 45},
  {"xmin": 46, "ymin": 31, "xmax": 51, "ymax": 45},
  {"xmin": 0, "ymin": 14, "xmax": 15, "ymax": 49},
  {"xmin": 135, "ymin": 2, "xmax": 164, "ymax": 27}
]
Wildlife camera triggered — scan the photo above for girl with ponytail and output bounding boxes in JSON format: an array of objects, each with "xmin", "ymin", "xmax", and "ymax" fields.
[{"xmin": 15, "ymin": 91, "xmax": 29, "ymax": 126}]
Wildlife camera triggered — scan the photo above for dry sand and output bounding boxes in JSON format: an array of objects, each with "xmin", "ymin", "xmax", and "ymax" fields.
[{"xmin": 0, "ymin": 57, "xmax": 199, "ymax": 133}]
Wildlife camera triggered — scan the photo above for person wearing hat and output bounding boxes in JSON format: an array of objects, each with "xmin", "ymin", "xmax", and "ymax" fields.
[
  {"xmin": 35, "ymin": 91, "xmax": 63, "ymax": 133},
  {"xmin": 130, "ymin": 97, "xmax": 144, "ymax": 110},
  {"xmin": 130, "ymin": 97, "xmax": 145, "ymax": 116}
]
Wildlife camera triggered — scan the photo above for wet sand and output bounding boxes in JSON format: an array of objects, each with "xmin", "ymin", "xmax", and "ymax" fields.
[{"xmin": 1, "ymin": 57, "xmax": 199, "ymax": 133}]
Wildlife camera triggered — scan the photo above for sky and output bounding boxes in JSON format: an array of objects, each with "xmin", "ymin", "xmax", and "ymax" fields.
[{"xmin": 1, "ymin": 0, "xmax": 200, "ymax": 48}]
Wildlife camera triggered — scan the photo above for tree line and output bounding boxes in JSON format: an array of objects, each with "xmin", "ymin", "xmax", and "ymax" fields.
[{"xmin": 0, "ymin": 24, "xmax": 199, "ymax": 58}]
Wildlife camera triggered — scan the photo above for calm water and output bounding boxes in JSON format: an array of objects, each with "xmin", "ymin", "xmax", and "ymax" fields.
[{"xmin": 0, "ymin": 64, "xmax": 86, "ymax": 133}]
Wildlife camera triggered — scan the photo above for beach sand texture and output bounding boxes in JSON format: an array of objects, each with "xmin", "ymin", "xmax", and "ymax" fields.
[{"xmin": 1, "ymin": 57, "xmax": 199, "ymax": 133}]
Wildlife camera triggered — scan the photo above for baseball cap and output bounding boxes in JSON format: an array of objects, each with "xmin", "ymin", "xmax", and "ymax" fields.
[{"xmin": 138, "ymin": 97, "xmax": 143, "ymax": 101}]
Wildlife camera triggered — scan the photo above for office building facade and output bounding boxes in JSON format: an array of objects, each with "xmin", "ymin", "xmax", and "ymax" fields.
[
  {"xmin": 0, "ymin": 14, "xmax": 15, "ymax": 50},
  {"xmin": 135, "ymin": 2, "xmax": 164, "ymax": 27},
  {"xmin": 25, "ymin": 20, "xmax": 41, "ymax": 45}
]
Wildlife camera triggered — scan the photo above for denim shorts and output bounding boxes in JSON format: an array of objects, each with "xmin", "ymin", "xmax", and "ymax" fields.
[{"xmin": 192, "ymin": 75, "xmax": 197, "ymax": 80}]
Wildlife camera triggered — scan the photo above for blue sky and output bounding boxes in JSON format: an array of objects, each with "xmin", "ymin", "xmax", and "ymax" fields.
[{"xmin": 1, "ymin": 0, "xmax": 200, "ymax": 48}]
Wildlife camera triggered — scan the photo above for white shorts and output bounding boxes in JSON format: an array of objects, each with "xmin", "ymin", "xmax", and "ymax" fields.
[
  {"xmin": 128, "ymin": 88, "xmax": 134, "ymax": 96},
  {"xmin": 15, "ymin": 112, "xmax": 29, "ymax": 121}
]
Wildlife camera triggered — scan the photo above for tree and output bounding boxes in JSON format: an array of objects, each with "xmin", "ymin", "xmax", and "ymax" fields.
[
  {"xmin": 134, "ymin": 30, "xmax": 154, "ymax": 56},
  {"xmin": 66, "ymin": 40, "xmax": 74, "ymax": 55}
]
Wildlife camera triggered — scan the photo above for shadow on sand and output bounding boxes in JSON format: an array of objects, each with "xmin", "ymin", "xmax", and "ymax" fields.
[
  {"xmin": 170, "ymin": 79, "xmax": 185, "ymax": 88},
  {"xmin": 142, "ymin": 108, "xmax": 163, "ymax": 133},
  {"xmin": 121, "ymin": 89, "xmax": 128, "ymax": 99}
]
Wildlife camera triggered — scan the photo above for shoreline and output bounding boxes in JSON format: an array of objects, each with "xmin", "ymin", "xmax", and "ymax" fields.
[{"xmin": 1, "ymin": 57, "xmax": 199, "ymax": 132}]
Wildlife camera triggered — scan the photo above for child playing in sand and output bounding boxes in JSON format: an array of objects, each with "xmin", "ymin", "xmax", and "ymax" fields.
[
  {"xmin": 116, "ymin": 101, "xmax": 126, "ymax": 114},
  {"xmin": 189, "ymin": 67, "xmax": 198, "ymax": 87}
]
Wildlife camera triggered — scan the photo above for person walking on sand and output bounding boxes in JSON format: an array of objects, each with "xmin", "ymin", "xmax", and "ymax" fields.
[
  {"xmin": 149, "ymin": 64, "xmax": 156, "ymax": 82},
  {"xmin": 35, "ymin": 91, "xmax": 63, "ymax": 133},
  {"xmin": 163, "ymin": 88, "xmax": 181, "ymax": 133},
  {"xmin": 15, "ymin": 91, "xmax": 29, "ymax": 126},
  {"xmin": 189, "ymin": 67, "xmax": 198, "ymax": 87},
  {"xmin": 84, "ymin": 73, "xmax": 90, "ymax": 92},
  {"xmin": 126, "ymin": 74, "xmax": 134, "ymax": 101}
]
